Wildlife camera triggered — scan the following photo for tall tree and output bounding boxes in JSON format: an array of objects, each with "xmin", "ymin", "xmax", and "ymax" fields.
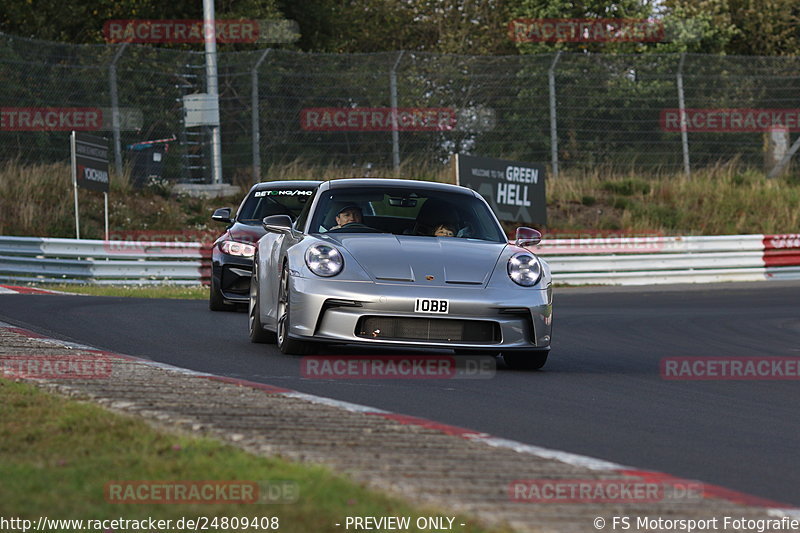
[
  {"xmin": 662, "ymin": 0, "xmax": 800, "ymax": 55},
  {"xmin": 508, "ymin": 0, "xmax": 659, "ymax": 54},
  {"xmin": 0, "ymin": 0, "xmax": 283, "ymax": 46},
  {"xmin": 279, "ymin": 0, "xmax": 516, "ymax": 54}
]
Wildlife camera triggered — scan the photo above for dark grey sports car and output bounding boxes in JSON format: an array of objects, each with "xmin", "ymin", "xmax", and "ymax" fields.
[
  {"xmin": 248, "ymin": 178, "xmax": 553, "ymax": 369},
  {"xmin": 209, "ymin": 180, "xmax": 320, "ymax": 310}
]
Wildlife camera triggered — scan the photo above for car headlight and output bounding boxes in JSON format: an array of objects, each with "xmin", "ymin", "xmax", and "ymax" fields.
[
  {"xmin": 305, "ymin": 244, "xmax": 343, "ymax": 277},
  {"xmin": 219, "ymin": 240, "xmax": 255, "ymax": 258},
  {"xmin": 507, "ymin": 252, "xmax": 542, "ymax": 287}
]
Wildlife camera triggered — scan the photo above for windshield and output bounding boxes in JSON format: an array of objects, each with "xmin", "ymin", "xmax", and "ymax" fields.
[
  {"xmin": 237, "ymin": 189, "xmax": 314, "ymax": 225},
  {"xmin": 309, "ymin": 187, "xmax": 507, "ymax": 243}
]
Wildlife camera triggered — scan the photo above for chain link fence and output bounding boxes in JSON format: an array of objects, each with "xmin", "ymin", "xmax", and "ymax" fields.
[{"xmin": 2, "ymin": 32, "xmax": 799, "ymax": 182}]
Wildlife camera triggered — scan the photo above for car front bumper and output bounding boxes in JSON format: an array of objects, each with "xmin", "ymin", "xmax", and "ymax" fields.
[
  {"xmin": 213, "ymin": 256, "xmax": 253, "ymax": 303},
  {"xmin": 285, "ymin": 274, "xmax": 553, "ymax": 351}
]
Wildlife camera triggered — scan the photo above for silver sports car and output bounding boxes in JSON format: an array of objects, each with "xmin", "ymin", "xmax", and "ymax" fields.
[{"xmin": 248, "ymin": 178, "xmax": 553, "ymax": 370}]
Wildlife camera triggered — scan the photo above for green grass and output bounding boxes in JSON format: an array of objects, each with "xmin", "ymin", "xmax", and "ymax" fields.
[
  {"xmin": 34, "ymin": 284, "xmax": 209, "ymax": 299},
  {"xmin": 0, "ymin": 379, "xmax": 507, "ymax": 533}
]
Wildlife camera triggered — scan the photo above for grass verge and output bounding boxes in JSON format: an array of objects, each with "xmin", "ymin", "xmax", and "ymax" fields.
[
  {"xmin": 33, "ymin": 284, "xmax": 209, "ymax": 299},
  {"xmin": 0, "ymin": 378, "xmax": 508, "ymax": 532}
]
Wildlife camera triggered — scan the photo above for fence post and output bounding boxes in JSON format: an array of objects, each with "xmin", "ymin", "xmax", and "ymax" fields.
[
  {"xmin": 548, "ymin": 51, "xmax": 562, "ymax": 179},
  {"xmin": 252, "ymin": 49, "xmax": 271, "ymax": 183},
  {"xmin": 390, "ymin": 51, "xmax": 405, "ymax": 177},
  {"xmin": 203, "ymin": 0, "xmax": 223, "ymax": 185},
  {"xmin": 109, "ymin": 43, "xmax": 128, "ymax": 178},
  {"xmin": 677, "ymin": 53, "xmax": 691, "ymax": 179},
  {"xmin": 768, "ymin": 135, "xmax": 800, "ymax": 178}
]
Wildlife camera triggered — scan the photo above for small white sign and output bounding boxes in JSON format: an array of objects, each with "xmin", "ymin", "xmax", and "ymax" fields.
[{"xmin": 183, "ymin": 93, "xmax": 220, "ymax": 127}]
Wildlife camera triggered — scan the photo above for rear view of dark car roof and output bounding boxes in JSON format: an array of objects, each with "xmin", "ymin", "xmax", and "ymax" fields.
[{"xmin": 250, "ymin": 180, "xmax": 322, "ymax": 192}]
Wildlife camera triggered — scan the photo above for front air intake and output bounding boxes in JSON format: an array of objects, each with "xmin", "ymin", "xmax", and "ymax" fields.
[{"xmin": 356, "ymin": 316, "xmax": 500, "ymax": 343}]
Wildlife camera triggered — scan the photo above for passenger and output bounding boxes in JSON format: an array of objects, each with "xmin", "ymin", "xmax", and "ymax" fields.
[
  {"xmin": 433, "ymin": 223, "xmax": 456, "ymax": 237},
  {"xmin": 412, "ymin": 198, "xmax": 457, "ymax": 236}
]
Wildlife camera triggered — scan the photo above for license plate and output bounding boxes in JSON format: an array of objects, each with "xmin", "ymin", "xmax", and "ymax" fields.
[{"xmin": 414, "ymin": 298, "xmax": 449, "ymax": 314}]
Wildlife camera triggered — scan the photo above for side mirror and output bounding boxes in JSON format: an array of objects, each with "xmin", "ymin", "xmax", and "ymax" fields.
[
  {"xmin": 515, "ymin": 227, "xmax": 542, "ymax": 248},
  {"xmin": 263, "ymin": 214, "xmax": 293, "ymax": 234},
  {"xmin": 211, "ymin": 207, "xmax": 233, "ymax": 223}
]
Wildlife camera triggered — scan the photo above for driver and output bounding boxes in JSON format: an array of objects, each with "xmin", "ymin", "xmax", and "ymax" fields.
[{"xmin": 330, "ymin": 204, "xmax": 363, "ymax": 229}]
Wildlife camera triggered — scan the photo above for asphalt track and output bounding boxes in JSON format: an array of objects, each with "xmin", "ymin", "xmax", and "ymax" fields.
[{"xmin": 2, "ymin": 281, "xmax": 799, "ymax": 506}]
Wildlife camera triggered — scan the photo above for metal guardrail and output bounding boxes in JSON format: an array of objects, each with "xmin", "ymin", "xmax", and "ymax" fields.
[
  {"xmin": 534, "ymin": 234, "xmax": 800, "ymax": 285},
  {"xmin": 0, "ymin": 234, "xmax": 798, "ymax": 286},
  {"xmin": 0, "ymin": 236, "xmax": 210, "ymax": 285}
]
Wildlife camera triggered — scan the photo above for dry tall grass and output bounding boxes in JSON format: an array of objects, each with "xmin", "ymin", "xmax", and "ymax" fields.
[
  {"xmin": 1, "ymin": 158, "xmax": 798, "ymax": 238},
  {"xmin": 0, "ymin": 160, "xmax": 241, "ymax": 238},
  {"xmin": 263, "ymin": 159, "xmax": 800, "ymax": 235},
  {"xmin": 0, "ymin": 160, "xmax": 79, "ymax": 237},
  {"xmin": 547, "ymin": 162, "xmax": 800, "ymax": 234}
]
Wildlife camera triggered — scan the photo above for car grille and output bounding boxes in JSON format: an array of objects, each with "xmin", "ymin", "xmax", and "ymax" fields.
[{"xmin": 356, "ymin": 316, "xmax": 500, "ymax": 343}]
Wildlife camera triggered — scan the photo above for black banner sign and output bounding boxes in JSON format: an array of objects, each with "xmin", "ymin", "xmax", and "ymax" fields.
[
  {"xmin": 74, "ymin": 132, "xmax": 110, "ymax": 193},
  {"xmin": 455, "ymin": 154, "xmax": 546, "ymax": 225}
]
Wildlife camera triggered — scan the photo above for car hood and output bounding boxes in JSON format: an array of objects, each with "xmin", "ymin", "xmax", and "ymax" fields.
[{"xmin": 326, "ymin": 234, "xmax": 507, "ymax": 285}]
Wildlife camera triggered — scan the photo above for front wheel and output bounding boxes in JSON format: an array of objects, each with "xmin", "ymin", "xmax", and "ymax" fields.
[
  {"xmin": 248, "ymin": 260, "xmax": 276, "ymax": 343},
  {"xmin": 503, "ymin": 351, "xmax": 549, "ymax": 370},
  {"xmin": 276, "ymin": 266, "xmax": 317, "ymax": 355}
]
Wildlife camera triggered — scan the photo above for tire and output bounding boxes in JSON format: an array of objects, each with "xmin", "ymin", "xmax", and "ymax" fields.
[
  {"xmin": 502, "ymin": 351, "xmax": 549, "ymax": 370},
  {"xmin": 248, "ymin": 259, "xmax": 276, "ymax": 343},
  {"xmin": 276, "ymin": 265, "xmax": 317, "ymax": 355},
  {"xmin": 209, "ymin": 269, "xmax": 235, "ymax": 311}
]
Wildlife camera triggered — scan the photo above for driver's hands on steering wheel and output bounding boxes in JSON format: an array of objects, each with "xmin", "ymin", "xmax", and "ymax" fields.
[
  {"xmin": 330, "ymin": 221, "xmax": 369, "ymax": 230},
  {"xmin": 328, "ymin": 205, "xmax": 382, "ymax": 232}
]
